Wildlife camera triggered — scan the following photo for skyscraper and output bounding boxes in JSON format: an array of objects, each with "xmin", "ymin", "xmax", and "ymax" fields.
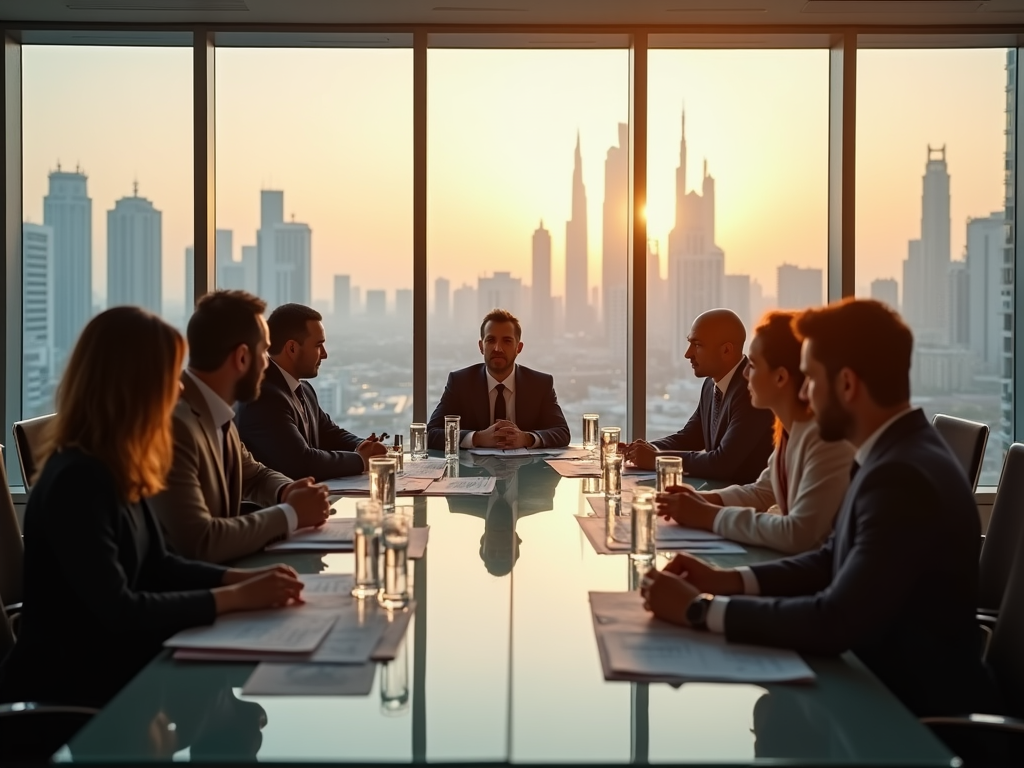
[
  {"xmin": 902, "ymin": 146, "xmax": 952, "ymax": 346},
  {"xmin": 870, "ymin": 278, "xmax": 899, "ymax": 311},
  {"xmin": 478, "ymin": 271, "xmax": 522, "ymax": 318},
  {"xmin": 396, "ymin": 289, "xmax": 413, "ymax": 322},
  {"xmin": 43, "ymin": 166, "xmax": 92, "ymax": 363},
  {"xmin": 23, "ymin": 223, "xmax": 54, "ymax": 418},
  {"xmin": 948, "ymin": 260, "xmax": 970, "ymax": 349},
  {"xmin": 215, "ymin": 229, "xmax": 246, "ymax": 290},
  {"xmin": 777, "ymin": 264, "xmax": 823, "ymax": 310},
  {"xmin": 366, "ymin": 290, "xmax": 386, "ymax": 318},
  {"xmin": 107, "ymin": 182, "xmax": 162, "ymax": 315},
  {"xmin": 565, "ymin": 132, "xmax": 589, "ymax": 334},
  {"xmin": 257, "ymin": 190, "xmax": 311, "ymax": 309},
  {"xmin": 667, "ymin": 110, "xmax": 725, "ymax": 364},
  {"xmin": 334, "ymin": 275, "xmax": 351, "ymax": 319},
  {"xmin": 723, "ymin": 274, "xmax": 751, "ymax": 332},
  {"xmin": 647, "ymin": 239, "xmax": 668, "ymax": 348},
  {"xmin": 966, "ymin": 212, "xmax": 1004, "ymax": 372},
  {"xmin": 452, "ymin": 283, "xmax": 477, "ymax": 331},
  {"xmin": 435, "ymin": 277, "xmax": 451, "ymax": 326},
  {"xmin": 603, "ymin": 123, "xmax": 629, "ymax": 354},
  {"xmin": 1002, "ymin": 49, "xmax": 1016, "ymax": 454},
  {"xmin": 240, "ymin": 245, "xmax": 259, "ymax": 294},
  {"xmin": 532, "ymin": 222, "xmax": 552, "ymax": 334}
]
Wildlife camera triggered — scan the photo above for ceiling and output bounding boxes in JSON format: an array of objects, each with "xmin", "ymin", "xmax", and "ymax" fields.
[{"xmin": 3, "ymin": 0, "xmax": 1024, "ymax": 30}]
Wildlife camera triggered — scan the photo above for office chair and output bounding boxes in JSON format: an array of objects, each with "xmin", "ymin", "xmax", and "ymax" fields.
[
  {"xmin": 11, "ymin": 413, "xmax": 55, "ymax": 492},
  {"xmin": 978, "ymin": 444, "xmax": 1024, "ymax": 616},
  {"xmin": 0, "ymin": 447, "xmax": 23, "ymax": 618},
  {"xmin": 932, "ymin": 414, "xmax": 989, "ymax": 492}
]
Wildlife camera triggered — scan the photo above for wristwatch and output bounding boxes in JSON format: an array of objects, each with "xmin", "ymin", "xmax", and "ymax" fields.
[{"xmin": 686, "ymin": 593, "xmax": 715, "ymax": 631}]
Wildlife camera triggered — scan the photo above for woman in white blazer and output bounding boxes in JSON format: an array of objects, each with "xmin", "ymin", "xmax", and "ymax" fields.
[{"xmin": 656, "ymin": 311, "xmax": 854, "ymax": 554}]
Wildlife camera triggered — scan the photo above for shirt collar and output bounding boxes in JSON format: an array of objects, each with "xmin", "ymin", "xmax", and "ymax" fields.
[
  {"xmin": 184, "ymin": 369, "xmax": 237, "ymax": 430},
  {"xmin": 715, "ymin": 358, "xmax": 744, "ymax": 395},
  {"xmin": 486, "ymin": 365, "xmax": 516, "ymax": 394},
  {"xmin": 272, "ymin": 359, "xmax": 302, "ymax": 395},
  {"xmin": 853, "ymin": 406, "xmax": 918, "ymax": 466}
]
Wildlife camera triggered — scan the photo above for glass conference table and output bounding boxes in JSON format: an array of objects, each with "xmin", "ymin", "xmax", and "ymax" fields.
[{"xmin": 61, "ymin": 453, "xmax": 956, "ymax": 766}]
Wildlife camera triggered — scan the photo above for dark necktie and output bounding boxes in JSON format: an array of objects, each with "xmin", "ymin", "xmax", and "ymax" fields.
[
  {"xmin": 295, "ymin": 386, "xmax": 312, "ymax": 443},
  {"xmin": 494, "ymin": 383, "xmax": 507, "ymax": 424},
  {"xmin": 710, "ymin": 386, "xmax": 724, "ymax": 438},
  {"xmin": 221, "ymin": 421, "xmax": 236, "ymax": 482},
  {"xmin": 850, "ymin": 461, "xmax": 861, "ymax": 482}
]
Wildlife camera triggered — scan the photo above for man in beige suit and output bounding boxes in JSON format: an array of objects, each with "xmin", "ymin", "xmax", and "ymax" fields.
[{"xmin": 151, "ymin": 291, "xmax": 332, "ymax": 564}]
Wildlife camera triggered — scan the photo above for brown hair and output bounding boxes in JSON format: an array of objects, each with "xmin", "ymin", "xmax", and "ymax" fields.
[
  {"xmin": 37, "ymin": 306, "xmax": 185, "ymax": 502},
  {"xmin": 187, "ymin": 290, "xmax": 267, "ymax": 372},
  {"xmin": 267, "ymin": 303, "xmax": 323, "ymax": 355},
  {"xmin": 480, "ymin": 308, "xmax": 522, "ymax": 341},
  {"xmin": 793, "ymin": 298, "xmax": 913, "ymax": 407},
  {"xmin": 753, "ymin": 310, "xmax": 809, "ymax": 446}
]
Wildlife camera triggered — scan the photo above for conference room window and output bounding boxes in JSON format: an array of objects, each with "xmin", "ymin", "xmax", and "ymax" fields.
[
  {"xmin": 20, "ymin": 44, "xmax": 193, "ymax": 421},
  {"xmin": 427, "ymin": 46, "xmax": 630, "ymax": 442},
  {"xmin": 645, "ymin": 48, "xmax": 829, "ymax": 439},
  {"xmin": 215, "ymin": 46, "xmax": 414, "ymax": 442},
  {"xmin": 855, "ymin": 47, "xmax": 1012, "ymax": 486}
]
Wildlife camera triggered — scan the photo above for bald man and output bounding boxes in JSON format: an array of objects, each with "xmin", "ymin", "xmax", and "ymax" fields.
[{"xmin": 624, "ymin": 309, "xmax": 773, "ymax": 483}]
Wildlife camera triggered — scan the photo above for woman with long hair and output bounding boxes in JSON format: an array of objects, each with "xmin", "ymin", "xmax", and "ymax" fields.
[
  {"xmin": 656, "ymin": 310, "xmax": 855, "ymax": 554},
  {"xmin": 0, "ymin": 306, "xmax": 304, "ymax": 708}
]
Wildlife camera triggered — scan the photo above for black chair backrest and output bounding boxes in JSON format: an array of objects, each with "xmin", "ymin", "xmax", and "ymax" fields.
[
  {"xmin": 980, "ymin": 443, "xmax": 1024, "ymax": 613},
  {"xmin": 932, "ymin": 414, "xmax": 989, "ymax": 492},
  {"xmin": 988, "ymin": 487, "xmax": 1024, "ymax": 716},
  {"xmin": 0, "ymin": 447, "xmax": 23, "ymax": 608},
  {"xmin": 12, "ymin": 414, "xmax": 54, "ymax": 492}
]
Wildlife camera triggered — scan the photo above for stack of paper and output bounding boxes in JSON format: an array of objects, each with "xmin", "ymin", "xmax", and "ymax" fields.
[
  {"xmin": 419, "ymin": 477, "xmax": 496, "ymax": 495},
  {"xmin": 546, "ymin": 459, "xmax": 656, "ymax": 479},
  {"xmin": 574, "ymin": 514, "xmax": 746, "ymax": 555},
  {"xmin": 323, "ymin": 475, "xmax": 433, "ymax": 495},
  {"xmin": 467, "ymin": 446, "xmax": 592, "ymax": 459},
  {"xmin": 265, "ymin": 524, "xmax": 430, "ymax": 558},
  {"xmin": 165, "ymin": 609, "xmax": 337, "ymax": 654},
  {"xmin": 401, "ymin": 458, "xmax": 449, "ymax": 479}
]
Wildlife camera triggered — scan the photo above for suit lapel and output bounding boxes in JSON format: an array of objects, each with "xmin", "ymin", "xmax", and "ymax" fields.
[
  {"xmin": 477, "ymin": 365, "xmax": 492, "ymax": 427},
  {"xmin": 179, "ymin": 373, "xmax": 232, "ymax": 517},
  {"xmin": 299, "ymin": 384, "xmax": 318, "ymax": 446},
  {"xmin": 709, "ymin": 357, "xmax": 749, "ymax": 447}
]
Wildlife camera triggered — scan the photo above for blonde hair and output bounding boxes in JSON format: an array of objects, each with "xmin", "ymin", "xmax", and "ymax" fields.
[{"xmin": 37, "ymin": 306, "xmax": 185, "ymax": 502}]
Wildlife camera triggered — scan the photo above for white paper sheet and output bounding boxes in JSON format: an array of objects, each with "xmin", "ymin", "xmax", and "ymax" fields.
[
  {"xmin": 467, "ymin": 446, "xmax": 592, "ymax": 458},
  {"xmin": 420, "ymin": 476, "xmax": 497, "ymax": 495},
  {"xmin": 267, "ymin": 519, "xmax": 355, "ymax": 550},
  {"xmin": 575, "ymin": 515, "xmax": 746, "ymax": 555},
  {"xmin": 266, "ymin": 526, "xmax": 429, "ymax": 559},
  {"xmin": 545, "ymin": 459, "xmax": 656, "ymax": 479},
  {"xmin": 602, "ymin": 630, "xmax": 815, "ymax": 684},
  {"xmin": 584, "ymin": 497, "xmax": 724, "ymax": 543},
  {"xmin": 323, "ymin": 475, "xmax": 433, "ymax": 495},
  {"xmin": 242, "ymin": 662, "xmax": 377, "ymax": 696},
  {"xmin": 400, "ymin": 458, "xmax": 449, "ymax": 479},
  {"xmin": 165, "ymin": 610, "xmax": 336, "ymax": 653}
]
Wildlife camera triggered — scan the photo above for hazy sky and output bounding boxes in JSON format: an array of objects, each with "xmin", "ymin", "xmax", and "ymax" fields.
[{"xmin": 21, "ymin": 44, "xmax": 1006, "ymax": 309}]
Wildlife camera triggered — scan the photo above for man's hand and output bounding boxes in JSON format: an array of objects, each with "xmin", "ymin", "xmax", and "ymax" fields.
[
  {"xmin": 641, "ymin": 568, "xmax": 700, "ymax": 626},
  {"xmin": 656, "ymin": 484, "xmax": 721, "ymax": 530},
  {"xmin": 213, "ymin": 570, "xmax": 305, "ymax": 614},
  {"xmin": 356, "ymin": 439, "xmax": 388, "ymax": 470},
  {"xmin": 222, "ymin": 563, "xmax": 298, "ymax": 586},
  {"xmin": 661, "ymin": 553, "xmax": 744, "ymax": 595},
  {"xmin": 281, "ymin": 477, "xmax": 331, "ymax": 529},
  {"xmin": 622, "ymin": 439, "xmax": 659, "ymax": 470},
  {"xmin": 494, "ymin": 419, "xmax": 535, "ymax": 449},
  {"xmin": 472, "ymin": 423, "xmax": 502, "ymax": 448}
]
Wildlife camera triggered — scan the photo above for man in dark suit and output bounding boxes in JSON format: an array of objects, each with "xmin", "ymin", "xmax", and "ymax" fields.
[
  {"xmin": 642, "ymin": 299, "xmax": 1001, "ymax": 719},
  {"xmin": 236, "ymin": 304, "xmax": 386, "ymax": 482},
  {"xmin": 427, "ymin": 309, "xmax": 570, "ymax": 451},
  {"xmin": 623, "ymin": 308, "xmax": 773, "ymax": 483}
]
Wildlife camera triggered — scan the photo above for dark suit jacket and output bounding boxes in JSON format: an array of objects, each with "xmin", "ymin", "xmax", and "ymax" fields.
[
  {"xmin": 426, "ymin": 364, "xmax": 570, "ymax": 450},
  {"xmin": 723, "ymin": 410, "xmax": 1000, "ymax": 718},
  {"xmin": 236, "ymin": 362, "xmax": 364, "ymax": 481},
  {"xmin": 651, "ymin": 357, "xmax": 773, "ymax": 483},
  {"xmin": 0, "ymin": 448, "xmax": 225, "ymax": 708}
]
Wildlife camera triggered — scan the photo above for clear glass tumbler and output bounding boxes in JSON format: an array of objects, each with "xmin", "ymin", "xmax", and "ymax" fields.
[
  {"xmin": 369, "ymin": 457, "xmax": 398, "ymax": 513},
  {"xmin": 381, "ymin": 637, "xmax": 410, "ymax": 715},
  {"xmin": 583, "ymin": 413, "xmax": 600, "ymax": 458},
  {"xmin": 631, "ymin": 493, "xmax": 656, "ymax": 563},
  {"xmin": 603, "ymin": 452, "xmax": 623, "ymax": 500},
  {"xmin": 387, "ymin": 443, "xmax": 404, "ymax": 474},
  {"xmin": 655, "ymin": 455, "xmax": 683, "ymax": 493},
  {"xmin": 606, "ymin": 494, "xmax": 629, "ymax": 546},
  {"xmin": 444, "ymin": 415, "xmax": 461, "ymax": 459},
  {"xmin": 351, "ymin": 500, "xmax": 382, "ymax": 599},
  {"xmin": 409, "ymin": 423, "xmax": 428, "ymax": 461},
  {"xmin": 378, "ymin": 509, "xmax": 412, "ymax": 610},
  {"xmin": 600, "ymin": 426, "xmax": 621, "ymax": 468}
]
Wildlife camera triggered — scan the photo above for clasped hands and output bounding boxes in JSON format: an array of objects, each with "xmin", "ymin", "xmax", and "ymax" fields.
[
  {"xmin": 640, "ymin": 553, "xmax": 743, "ymax": 626},
  {"xmin": 279, "ymin": 476, "xmax": 331, "ymax": 529},
  {"xmin": 356, "ymin": 432, "xmax": 390, "ymax": 471},
  {"xmin": 215, "ymin": 563, "xmax": 305, "ymax": 614},
  {"xmin": 473, "ymin": 419, "xmax": 536, "ymax": 449}
]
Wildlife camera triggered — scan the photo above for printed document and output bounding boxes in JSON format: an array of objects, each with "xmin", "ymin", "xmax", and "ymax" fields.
[
  {"xmin": 468, "ymin": 446, "xmax": 591, "ymax": 459},
  {"xmin": 401, "ymin": 458, "xmax": 449, "ymax": 479},
  {"xmin": 421, "ymin": 476, "xmax": 496, "ymax": 495},
  {"xmin": 323, "ymin": 475, "xmax": 433, "ymax": 495},
  {"xmin": 165, "ymin": 610, "xmax": 336, "ymax": 653}
]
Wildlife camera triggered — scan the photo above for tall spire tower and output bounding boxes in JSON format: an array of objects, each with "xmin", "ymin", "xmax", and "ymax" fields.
[
  {"xmin": 675, "ymin": 107, "xmax": 687, "ymax": 225},
  {"xmin": 565, "ymin": 131, "xmax": 589, "ymax": 333}
]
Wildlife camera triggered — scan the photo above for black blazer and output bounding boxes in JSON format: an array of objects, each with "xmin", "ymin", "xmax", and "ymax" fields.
[
  {"xmin": 651, "ymin": 357, "xmax": 774, "ymax": 483},
  {"xmin": 0, "ymin": 448, "xmax": 226, "ymax": 708},
  {"xmin": 724, "ymin": 410, "xmax": 1001, "ymax": 718},
  {"xmin": 236, "ymin": 362, "xmax": 365, "ymax": 482},
  {"xmin": 426, "ymin": 364, "xmax": 570, "ymax": 450}
]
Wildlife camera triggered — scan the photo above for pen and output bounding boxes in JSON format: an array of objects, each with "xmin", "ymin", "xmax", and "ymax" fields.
[{"xmin": 379, "ymin": 432, "xmax": 390, "ymax": 442}]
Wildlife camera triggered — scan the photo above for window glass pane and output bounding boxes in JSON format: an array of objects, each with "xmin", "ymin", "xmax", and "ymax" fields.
[
  {"xmin": 13, "ymin": 46, "xmax": 192, "ymax": 482},
  {"xmin": 646, "ymin": 49, "xmax": 829, "ymax": 442},
  {"xmin": 215, "ymin": 48, "xmax": 414, "ymax": 443},
  {"xmin": 856, "ymin": 48, "xmax": 1011, "ymax": 485}
]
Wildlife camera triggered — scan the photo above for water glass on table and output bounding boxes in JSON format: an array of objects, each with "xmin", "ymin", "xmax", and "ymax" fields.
[
  {"xmin": 631, "ymin": 489, "xmax": 656, "ymax": 563},
  {"xmin": 369, "ymin": 457, "xmax": 398, "ymax": 513},
  {"xmin": 379, "ymin": 509, "xmax": 413, "ymax": 611},
  {"xmin": 582, "ymin": 413, "xmax": 600, "ymax": 460},
  {"xmin": 444, "ymin": 415, "xmax": 461, "ymax": 459},
  {"xmin": 603, "ymin": 452, "xmax": 623, "ymax": 500},
  {"xmin": 388, "ymin": 437, "xmax": 404, "ymax": 473},
  {"xmin": 381, "ymin": 638, "xmax": 410, "ymax": 715},
  {"xmin": 655, "ymin": 455, "xmax": 683, "ymax": 493},
  {"xmin": 600, "ymin": 426, "xmax": 621, "ymax": 468},
  {"xmin": 409, "ymin": 423, "xmax": 428, "ymax": 461},
  {"xmin": 351, "ymin": 500, "xmax": 382, "ymax": 599}
]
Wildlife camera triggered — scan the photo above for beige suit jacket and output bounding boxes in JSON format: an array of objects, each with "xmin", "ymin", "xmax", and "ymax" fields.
[{"xmin": 150, "ymin": 372, "xmax": 292, "ymax": 564}]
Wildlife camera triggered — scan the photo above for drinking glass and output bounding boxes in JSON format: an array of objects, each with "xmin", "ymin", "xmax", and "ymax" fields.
[
  {"xmin": 379, "ymin": 509, "xmax": 412, "ymax": 610},
  {"xmin": 582, "ymin": 414, "xmax": 600, "ymax": 458},
  {"xmin": 444, "ymin": 415, "xmax": 461, "ymax": 459},
  {"xmin": 369, "ymin": 457, "xmax": 398, "ymax": 513},
  {"xmin": 351, "ymin": 500, "xmax": 382, "ymax": 599},
  {"xmin": 603, "ymin": 452, "xmax": 623, "ymax": 500},
  {"xmin": 381, "ymin": 637, "xmax": 410, "ymax": 715},
  {"xmin": 409, "ymin": 423, "xmax": 428, "ymax": 461},
  {"xmin": 387, "ymin": 442, "xmax": 404, "ymax": 473},
  {"xmin": 655, "ymin": 456, "xmax": 683, "ymax": 493},
  {"xmin": 606, "ymin": 494, "xmax": 629, "ymax": 546},
  {"xmin": 631, "ymin": 493, "xmax": 656, "ymax": 563},
  {"xmin": 446, "ymin": 457, "xmax": 460, "ymax": 478},
  {"xmin": 600, "ymin": 426, "xmax": 621, "ymax": 468}
]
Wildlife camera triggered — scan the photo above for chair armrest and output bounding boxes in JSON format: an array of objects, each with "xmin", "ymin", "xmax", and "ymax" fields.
[
  {"xmin": 0, "ymin": 702, "xmax": 99, "ymax": 718},
  {"xmin": 922, "ymin": 714, "xmax": 1024, "ymax": 734},
  {"xmin": 3, "ymin": 603, "xmax": 22, "ymax": 615}
]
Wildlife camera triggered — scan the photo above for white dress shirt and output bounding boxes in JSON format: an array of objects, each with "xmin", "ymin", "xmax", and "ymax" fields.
[
  {"xmin": 460, "ymin": 365, "xmax": 542, "ymax": 448},
  {"xmin": 705, "ymin": 406, "xmax": 919, "ymax": 633},
  {"xmin": 184, "ymin": 369, "xmax": 298, "ymax": 533},
  {"xmin": 715, "ymin": 359, "xmax": 743, "ymax": 396},
  {"xmin": 272, "ymin": 359, "xmax": 302, "ymax": 395}
]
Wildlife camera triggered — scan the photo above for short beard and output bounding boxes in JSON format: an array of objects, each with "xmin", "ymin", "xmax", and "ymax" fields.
[
  {"xmin": 815, "ymin": 388, "xmax": 854, "ymax": 442},
  {"xmin": 234, "ymin": 362, "xmax": 264, "ymax": 404}
]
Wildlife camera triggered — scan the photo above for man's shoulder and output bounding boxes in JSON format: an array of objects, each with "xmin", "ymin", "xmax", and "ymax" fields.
[
  {"xmin": 516, "ymin": 365, "xmax": 555, "ymax": 385},
  {"xmin": 447, "ymin": 363, "xmax": 485, "ymax": 382}
]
